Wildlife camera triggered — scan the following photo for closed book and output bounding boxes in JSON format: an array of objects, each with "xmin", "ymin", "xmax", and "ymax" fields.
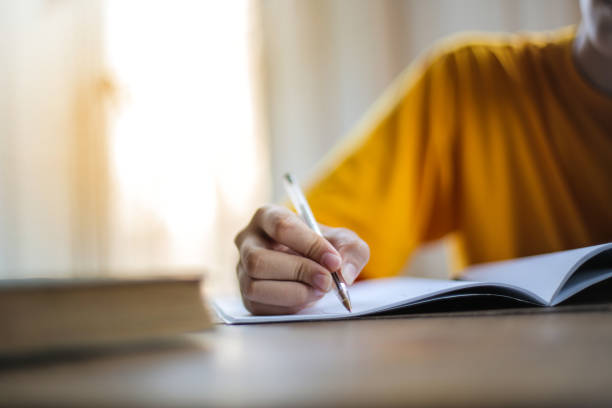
[{"xmin": 0, "ymin": 275, "xmax": 212, "ymax": 355}]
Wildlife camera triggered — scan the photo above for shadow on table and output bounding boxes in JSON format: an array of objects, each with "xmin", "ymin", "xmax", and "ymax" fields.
[{"xmin": 0, "ymin": 335, "xmax": 209, "ymax": 370}]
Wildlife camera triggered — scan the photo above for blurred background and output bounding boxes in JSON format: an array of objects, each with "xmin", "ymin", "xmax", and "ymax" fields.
[{"xmin": 0, "ymin": 0, "xmax": 580, "ymax": 292}]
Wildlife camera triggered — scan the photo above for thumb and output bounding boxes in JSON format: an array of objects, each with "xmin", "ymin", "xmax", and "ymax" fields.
[
  {"xmin": 337, "ymin": 246, "xmax": 367, "ymax": 285},
  {"xmin": 322, "ymin": 226, "xmax": 370, "ymax": 285}
]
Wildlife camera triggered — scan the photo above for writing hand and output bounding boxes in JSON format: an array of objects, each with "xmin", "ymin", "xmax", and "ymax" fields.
[{"xmin": 234, "ymin": 205, "xmax": 369, "ymax": 315}]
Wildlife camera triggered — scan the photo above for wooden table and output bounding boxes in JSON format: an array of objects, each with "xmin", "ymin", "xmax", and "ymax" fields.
[{"xmin": 2, "ymin": 304, "xmax": 612, "ymax": 407}]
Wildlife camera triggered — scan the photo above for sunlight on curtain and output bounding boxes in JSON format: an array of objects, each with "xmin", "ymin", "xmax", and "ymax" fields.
[{"xmin": 104, "ymin": 0, "xmax": 267, "ymax": 290}]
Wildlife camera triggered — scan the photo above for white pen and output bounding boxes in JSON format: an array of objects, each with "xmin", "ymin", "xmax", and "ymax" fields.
[{"xmin": 283, "ymin": 173, "xmax": 352, "ymax": 312}]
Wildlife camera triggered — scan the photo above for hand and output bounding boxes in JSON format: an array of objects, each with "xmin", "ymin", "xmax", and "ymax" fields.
[{"xmin": 234, "ymin": 204, "xmax": 370, "ymax": 315}]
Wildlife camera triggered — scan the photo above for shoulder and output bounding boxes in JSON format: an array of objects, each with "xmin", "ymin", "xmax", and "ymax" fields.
[
  {"xmin": 359, "ymin": 28, "xmax": 575, "ymax": 115},
  {"xmin": 416, "ymin": 27, "xmax": 576, "ymax": 83}
]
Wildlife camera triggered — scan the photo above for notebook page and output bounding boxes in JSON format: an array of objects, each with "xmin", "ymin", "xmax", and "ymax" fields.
[
  {"xmin": 461, "ymin": 243, "xmax": 612, "ymax": 304},
  {"xmin": 214, "ymin": 277, "xmax": 472, "ymax": 324},
  {"xmin": 552, "ymin": 268, "xmax": 612, "ymax": 305}
]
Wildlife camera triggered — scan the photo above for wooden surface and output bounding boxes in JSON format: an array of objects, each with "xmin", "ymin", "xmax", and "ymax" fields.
[{"xmin": 2, "ymin": 303, "xmax": 612, "ymax": 407}]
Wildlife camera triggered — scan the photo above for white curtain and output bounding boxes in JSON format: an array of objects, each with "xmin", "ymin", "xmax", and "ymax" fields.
[
  {"xmin": 0, "ymin": 1, "xmax": 268, "ymax": 294},
  {"xmin": 103, "ymin": 0, "xmax": 269, "ymax": 293},
  {"xmin": 0, "ymin": 1, "xmax": 108, "ymax": 277}
]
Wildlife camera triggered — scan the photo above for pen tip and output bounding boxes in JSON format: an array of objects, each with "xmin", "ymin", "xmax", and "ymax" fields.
[{"xmin": 343, "ymin": 298, "xmax": 352, "ymax": 313}]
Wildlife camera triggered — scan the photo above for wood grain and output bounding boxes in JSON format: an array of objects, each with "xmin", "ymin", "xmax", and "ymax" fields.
[{"xmin": 1, "ymin": 304, "xmax": 611, "ymax": 407}]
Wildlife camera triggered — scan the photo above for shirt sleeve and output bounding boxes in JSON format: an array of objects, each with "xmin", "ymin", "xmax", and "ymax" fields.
[{"xmin": 305, "ymin": 49, "xmax": 461, "ymax": 280}]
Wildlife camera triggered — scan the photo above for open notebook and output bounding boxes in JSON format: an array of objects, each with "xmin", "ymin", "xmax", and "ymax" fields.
[{"xmin": 214, "ymin": 242, "xmax": 612, "ymax": 324}]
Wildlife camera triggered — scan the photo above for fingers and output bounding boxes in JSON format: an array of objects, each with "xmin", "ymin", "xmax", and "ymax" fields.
[
  {"xmin": 233, "ymin": 204, "xmax": 370, "ymax": 316},
  {"xmin": 254, "ymin": 205, "xmax": 342, "ymax": 272},
  {"xmin": 240, "ymin": 236, "xmax": 332, "ymax": 292},
  {"xmin": 235, "ymin": 225, "xmax": 332, "ymax": 315},
  {"xmin": 237, "ymin": 263, "xmax": 326, "ymax": 313},
  {"xmin": 321, "ymin": 226, "xmax": 370, "ymax": 285}
]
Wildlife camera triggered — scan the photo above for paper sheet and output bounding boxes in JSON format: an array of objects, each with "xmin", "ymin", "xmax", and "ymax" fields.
[
  {"xmin": 462, "ymin": 243, "xmax": 612, "ymax": 304},
  {"xmin": 214, "ymin": 277, "xmax": 473, "ymax": 324}
]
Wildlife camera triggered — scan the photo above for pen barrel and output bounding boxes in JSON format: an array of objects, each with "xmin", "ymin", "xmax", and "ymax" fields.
[
  {"xmin": 331, "ymin": 271, "xmax": 349, "ymax": 299},
  {"xmin": 283, "ymin": 174, "xmax": 322, "ymax": 236},
  {"xmin": 283, "ymin": 173, "xmax": 352, "ymax": 312}
]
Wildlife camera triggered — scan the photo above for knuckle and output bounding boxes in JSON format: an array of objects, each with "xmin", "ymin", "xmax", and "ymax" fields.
[
  {"xmin": 243, "ymin": 247, "xmax": 264, "ymax": 274},
  {"xmin": 237, "ymin": 205, "xmax": 272, "ymax": 248},
  {"xmin": 305, "ymin": 235, "xmax": 324, "ymax": 258},
  {"xmin": 254, "ymin": 206, "xmax": 269, "ymax": 223},
  {"xmin": 242, "ymin": 277, "xmax": 257, "ymax": 300},
  {"xmin": 272, "ymin": 212, "xmax": 294, "ymax": 238},
  {"xmin": 234, "ymin": 228, "xmax": 246, "ymax": 248},
  {"xmin": 293, "ymin": 260, "xmax": 308, "ymax": 283}
]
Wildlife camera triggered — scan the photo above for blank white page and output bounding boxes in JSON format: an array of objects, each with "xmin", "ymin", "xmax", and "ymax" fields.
[
  {"xmin": 461, "ymin": 243, "xmax": 612, "ymax": 304},
  {"xmin": 214, "ymin": 277, "xmax": 473, "ymax": 324}
]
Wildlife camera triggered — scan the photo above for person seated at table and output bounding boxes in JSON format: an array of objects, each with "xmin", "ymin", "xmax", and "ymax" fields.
[{"xmin": 234, "ymin": 0, "xmax": 612, "ymax": 315}]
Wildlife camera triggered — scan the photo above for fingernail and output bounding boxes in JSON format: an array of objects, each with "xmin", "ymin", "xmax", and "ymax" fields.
[
  {"xmin": 313, "ymin": 273, "xmax": 332, "ymax": 292},
  {"xmin": 321, "ymin": 252, "xmax": 342, "ymax": 271},
  {"xmin": 342, "ymin": 263, "xmax": 358, "ymax": 284}
]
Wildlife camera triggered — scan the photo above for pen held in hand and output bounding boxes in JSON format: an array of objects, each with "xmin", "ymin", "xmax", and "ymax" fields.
[{"xmin": 283, "ymin": 173, "xmax": 352, "ymax": 312}]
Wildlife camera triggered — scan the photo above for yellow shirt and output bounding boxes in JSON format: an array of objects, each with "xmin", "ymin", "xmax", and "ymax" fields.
[{"xmin": 305, "ymin": 27, "xmax": 612, "ymax": 279}]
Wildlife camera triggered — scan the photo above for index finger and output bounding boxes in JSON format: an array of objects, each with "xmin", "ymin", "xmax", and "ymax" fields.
[{"xmin": 255, "ymin": 206, "xmax": 342, "ymax": 272}]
